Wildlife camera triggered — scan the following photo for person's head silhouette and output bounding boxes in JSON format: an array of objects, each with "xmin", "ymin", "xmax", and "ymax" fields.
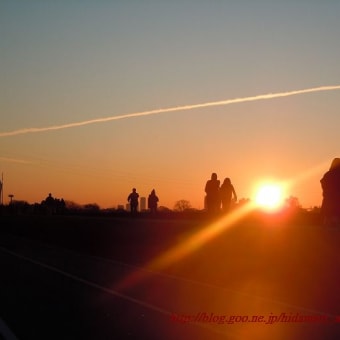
[
  {"xmin": 211, "ymin": 173, "xmax": 217, "ymax": 180},
  {"xmin": 330, "ymin": 158, "xmax": 340, "ymax": 170}
]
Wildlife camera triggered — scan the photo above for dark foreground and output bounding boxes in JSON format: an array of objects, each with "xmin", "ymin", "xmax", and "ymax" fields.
[{"xmin": 0, "ymin": 214, "xmax": 339, "ymax": 340}]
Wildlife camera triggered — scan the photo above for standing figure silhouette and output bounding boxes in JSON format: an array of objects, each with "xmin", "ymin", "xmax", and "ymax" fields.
[
  {"xmin": 205, "ymin": 173, "xmax": 220, "ymax": 215},
  {"xmin": 148, "ymin": 189, "xmax": 159, "ymax": 214},
  {"xmin": 127, "ymin": 188, "xmax": 139, "ymax": 215},
  {"xmin": 320, "ymin": 158, "xmax": 340, "ymax": 227},
  {"xmin": 220, "ymin": 178, "xmax": 237, "ymax": 213}
]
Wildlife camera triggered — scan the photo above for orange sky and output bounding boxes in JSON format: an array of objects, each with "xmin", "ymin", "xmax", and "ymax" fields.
[{"xmin": 1, "ymin": 2, "xmax": 340, "ymax": 209}]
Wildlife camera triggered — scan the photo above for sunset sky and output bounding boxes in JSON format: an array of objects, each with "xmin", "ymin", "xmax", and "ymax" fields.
[{"xmin": 1, "ymin": 1, "xmax": 340, "ymax": 209}]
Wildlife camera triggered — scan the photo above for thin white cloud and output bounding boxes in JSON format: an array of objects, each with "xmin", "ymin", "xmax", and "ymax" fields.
[
  {"xmin": 1, "ymin": 85, "xmax": 340, "ymax": 138},
  {"xmin": 0, "ymin": 157, "xmax": 33, "ymax": 164}
]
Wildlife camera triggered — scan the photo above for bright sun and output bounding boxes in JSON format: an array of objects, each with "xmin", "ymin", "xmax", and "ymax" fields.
[{"xmin": 255, "ymin": 183, "xmax": 284, "ymax": 211}]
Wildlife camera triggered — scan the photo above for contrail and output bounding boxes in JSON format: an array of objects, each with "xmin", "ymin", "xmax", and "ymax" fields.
[
  {"xmin": 1, "ymin": 85, "xmax": 340, "ymax": 138},
  {"xmin": 0, "ymin": 157, "xmax": 33, "ymax": 164}
]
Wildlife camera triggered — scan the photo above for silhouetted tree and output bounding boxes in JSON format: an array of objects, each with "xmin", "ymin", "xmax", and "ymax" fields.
[
  {"xmin": 64, "ymin": 200, "xmax": 82, "ymax": 211},
  {"xmin": 238, "ymin": 198, "xmax": 251, "ymax": 206},
  {"xmin": 84, "ymin": 203, "xmax": 100, "ymax": 213},
  {"xmin": 9, "ymin": 200, "xmax": 30, "ymax": 214},
  {"xmin": 174, "ymin": 200, "xmax": 192, "ymax": 212},
  {"xmin": 158, "ymin": 206, "xmax": 171, "ymax": 212},
  {"xmin": 285, "ymin": 196, "xmax": 301, "ymax": 209}
]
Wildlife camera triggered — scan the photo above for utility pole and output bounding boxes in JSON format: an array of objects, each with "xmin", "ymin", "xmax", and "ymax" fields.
[
  {"xmin": 8, "ymin": 194, "xmax": 14, "ymax": 204},
  {"xmin": 0, "ymin": 172, "xmax": 3, "ymax": 206}
]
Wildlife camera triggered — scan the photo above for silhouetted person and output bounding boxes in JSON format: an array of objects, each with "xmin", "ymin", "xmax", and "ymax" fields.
[
  {"xmin": 55, "ymin": 198, "xmax": 66, "ymax": 214},
  {"xmin": 205, "ymin": 173, "xmax": 220, "ymax": 214},
  {"xmin": 148, "ymin": 189, "xmax": 159, "ymax": 214},
  {"xmin": 320, "ymin": 158, "xmax": 340, "ymax": 227},
  {"xmin": 46, "ymin": 193, "xmax": 54, "ymax": 204},
  {"xmin": 127, "ymin": 188, "xmax": 139, "ymax": 215},
  {"xmin": 220, "ymin": 178, "xmax": 237, "ymax": 213},
  {"xmin": 45, "ymin": 193, "xmax": 56, "ymax": 214}
]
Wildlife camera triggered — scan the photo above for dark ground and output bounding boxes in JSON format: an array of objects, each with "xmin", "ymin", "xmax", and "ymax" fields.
[{"xmin": 0, "ymin": 213, "xmax": 339, "ymax": 339}]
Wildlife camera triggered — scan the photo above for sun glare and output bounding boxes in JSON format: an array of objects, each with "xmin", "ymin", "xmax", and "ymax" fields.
[{"xmin": 255, "ymin": 183, "xmax": 284, "ymax": 211}]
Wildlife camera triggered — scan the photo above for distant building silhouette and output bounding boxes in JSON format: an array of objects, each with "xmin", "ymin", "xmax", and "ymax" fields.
[{"xmin": 140, "ymin": 197, "xmax": 146, "ymax": 211}]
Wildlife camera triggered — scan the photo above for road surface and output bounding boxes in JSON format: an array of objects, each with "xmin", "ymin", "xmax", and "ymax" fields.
[{"xmin": 0, "ymin": 215, "xmax": 339, "ymax": 339}]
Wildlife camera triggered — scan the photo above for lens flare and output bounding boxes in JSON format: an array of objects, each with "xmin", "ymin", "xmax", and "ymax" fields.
[{"xmin": 113, "ymin": 202, "xmax": 255, "ymax": 292}]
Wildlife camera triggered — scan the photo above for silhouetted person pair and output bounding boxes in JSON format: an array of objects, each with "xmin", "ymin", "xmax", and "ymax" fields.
[
  {"xmin": 205, "ymin": 173, "xmax": 237, "ymax": 214},
  {"xmin": 127, "ymin": 188, "xmax": 139, "ymax": 215},
  {"xmin": 320, "ymin": 158, "xmax": 340, "ymax": 227}
]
